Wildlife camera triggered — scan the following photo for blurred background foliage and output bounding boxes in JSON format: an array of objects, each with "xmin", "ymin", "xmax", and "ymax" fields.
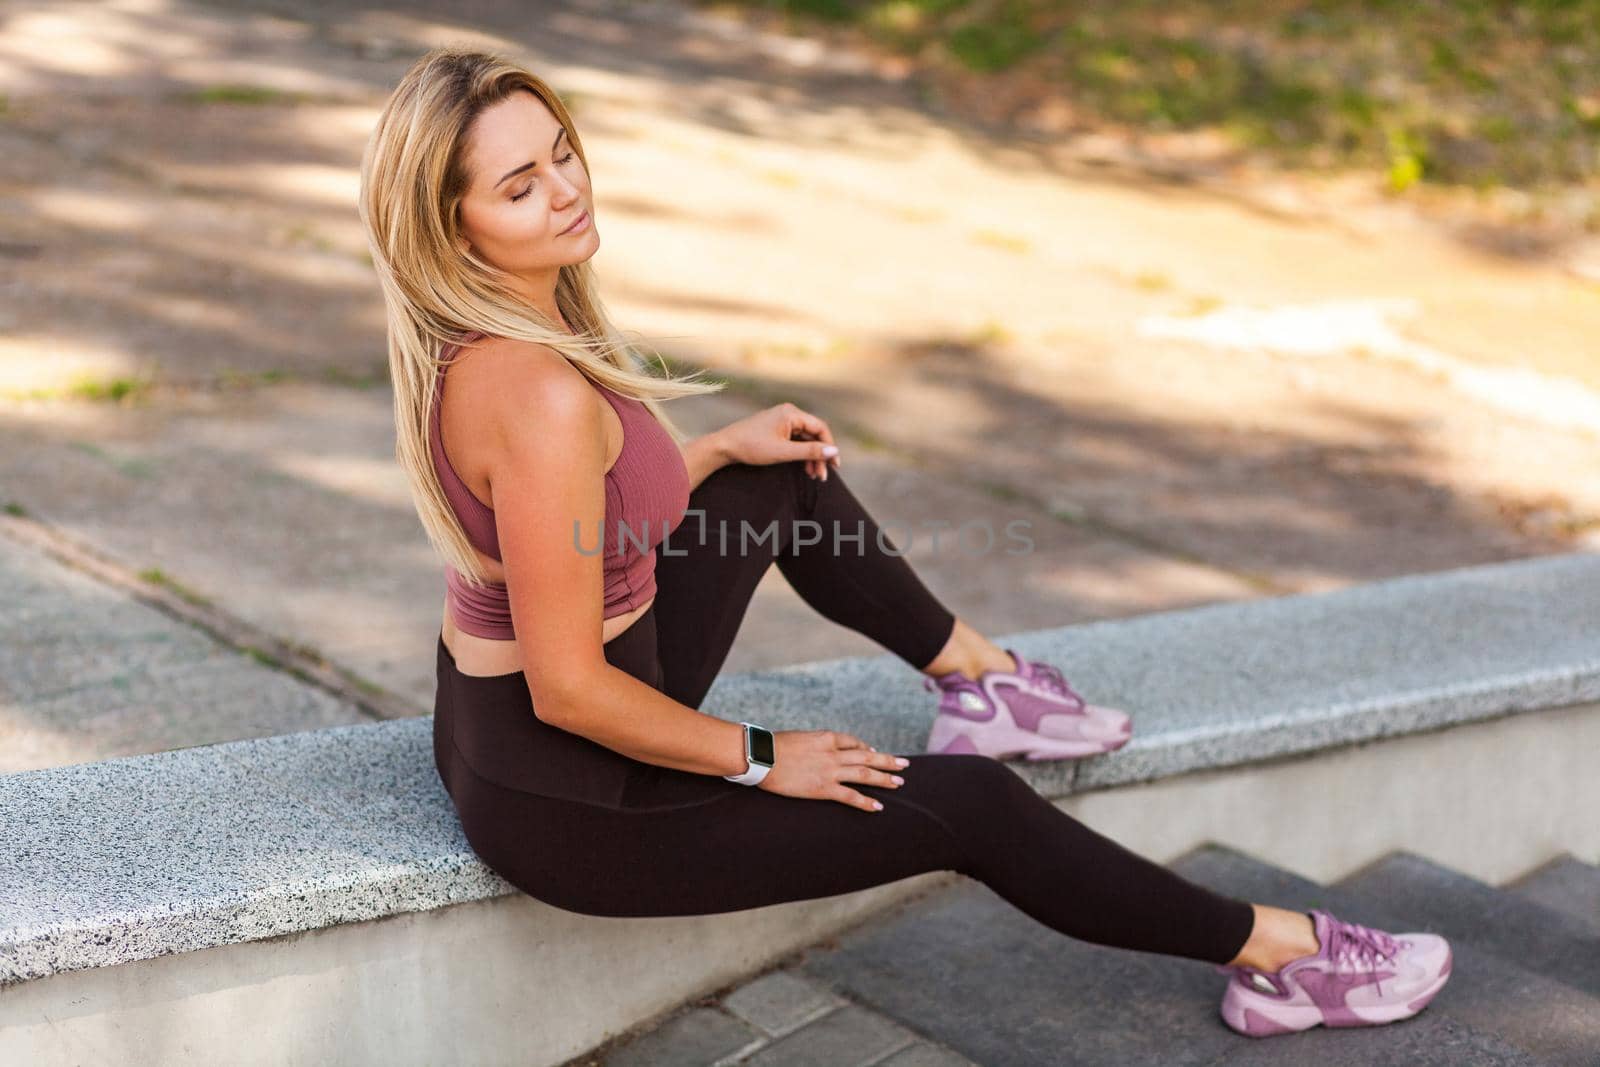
[{"xmin": 697, "ymin": 0, "xmax": 1600, "ymax": 208}]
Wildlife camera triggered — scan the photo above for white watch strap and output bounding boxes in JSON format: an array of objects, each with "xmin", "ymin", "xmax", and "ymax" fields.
[
  {"xmin": 723, "ymin": 722, "xmax": 772, "ymax": 785},
  {"xmin": 724, "ymin": 760, "xmax": 770, "ymax": 786}
]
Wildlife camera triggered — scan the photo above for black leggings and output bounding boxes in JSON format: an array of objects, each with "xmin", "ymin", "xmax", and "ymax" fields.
[{"xmin": 432, "ymin": 459, "xmax": 1257, "ymax": 965}]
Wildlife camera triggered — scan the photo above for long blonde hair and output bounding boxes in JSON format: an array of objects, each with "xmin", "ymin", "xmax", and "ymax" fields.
[{"xmin": 358, "ymin": 46, "xmax": 724, "ymax": 589}]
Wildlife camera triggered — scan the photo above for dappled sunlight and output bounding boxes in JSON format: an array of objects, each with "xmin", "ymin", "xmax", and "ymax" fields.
[
  {"xmin": 1030, "ymin": 553, "xmax": 1253, "ymax": 617},
  {"xmin": 0, "ymin": 700, "xmax": 115, "ymax": 776},
  {"xmin": 293, "ymin": 103, "xmax": 389, "ymax": 149},
  {"xmin": 152, "ymin": 160, "xmax": 360, "ymax": 210},
  {"xmin": 0, "ymin": 6, "xmax": 143, "ymax": 81},
  {"xmin": 29, "ymin": 188, "xmax": 156, "ymax": 231},
  {"xmin": 320, "ymin": 8, "xmax": 518, "ymax": 58},
  {"xmin": 0, "ymin": 0, "xmax": 372, "ymax": 97},
  {"xmin": 0, "ymin": 333, "xmax": 143, "ymax": 393},
  {"xmin": 266, "ymin": 450, "xmax": 416, "ymax": 508},
  {"xmin": 2, "ymin": 0, "xmax": 1595, "ymax": 775},
  {"xmin": 798, "ymin": 324, "xmax": 1588, "ymax": 591},
  {"xmin": 1137, "ymin": 298, "xmax": 1600, "ymax": 440}
]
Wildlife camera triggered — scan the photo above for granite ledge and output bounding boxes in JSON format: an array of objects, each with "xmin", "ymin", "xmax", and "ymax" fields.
[{"xmin": 2, "ymin": 550, "xmax": 1596, "ymax": 986}]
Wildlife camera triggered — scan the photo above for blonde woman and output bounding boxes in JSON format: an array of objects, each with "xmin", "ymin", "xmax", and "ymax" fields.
[{"xmin": 358, "ymin": 46, "xmax": 1451, "ymax": 1039}]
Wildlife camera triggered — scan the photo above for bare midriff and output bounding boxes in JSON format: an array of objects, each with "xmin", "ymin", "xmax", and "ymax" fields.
[{"xmin": 440, "ymin": 590, "xmax": 653, "ymax": 679}]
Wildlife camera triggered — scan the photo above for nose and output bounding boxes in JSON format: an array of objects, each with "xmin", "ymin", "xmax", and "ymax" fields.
[{"xmin": 552, "ymin": 172, "xmax": 582, "ymax": 203}]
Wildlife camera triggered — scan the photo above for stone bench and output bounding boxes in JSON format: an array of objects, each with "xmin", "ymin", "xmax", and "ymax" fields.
[{"xmin": 3, "ymin": 550, "xmax": 1597, "ymax": 1064}]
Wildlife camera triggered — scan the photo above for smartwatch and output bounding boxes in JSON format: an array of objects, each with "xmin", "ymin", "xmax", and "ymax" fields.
[{"xmin": 723, "ymin": 721, "xmax": 776, "ymax": 786}]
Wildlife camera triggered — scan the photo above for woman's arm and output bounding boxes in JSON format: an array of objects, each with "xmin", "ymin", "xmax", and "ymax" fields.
[
  {"xmin": 481, "ymin": 343, "xmax": 746, "ymax": 776},
  {"xmin": 680, "ymin": 431, "xmax": 731, "ymax": 493}
]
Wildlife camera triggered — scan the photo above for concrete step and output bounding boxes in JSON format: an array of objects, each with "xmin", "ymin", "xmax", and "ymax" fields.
[
  {"xmin": 1171, "ymin": 845, "xmax": 1600, "ymax": 1066},
  {"xmin": 588, "ymin": 842, "xmax": 1578, "ymax": 1066},
  {"xmin": 1503, "ymin": 854, "xmax": 1600, "ymax": 935},
  {"xmin": 1334, "ymin": 850, "xmax": 1600, "ymax": 998},
  {"xmin": 793, "ymin": 866, "xmax": 1533, "ymax": 1067}
]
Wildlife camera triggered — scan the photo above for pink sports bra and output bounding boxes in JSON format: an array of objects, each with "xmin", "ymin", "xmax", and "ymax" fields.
[{"xmin": 429, "ymin": 333, "xmax": 692, "ymax": 640}]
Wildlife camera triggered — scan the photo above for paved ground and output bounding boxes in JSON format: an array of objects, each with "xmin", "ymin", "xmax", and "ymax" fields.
[
  {"xmin": 3, "ymin": 0, "xmax": 1597, "ymax": 770},
  {"xmin": 0, "ymin": 525, "xmax": 355, "ymax": 773}
]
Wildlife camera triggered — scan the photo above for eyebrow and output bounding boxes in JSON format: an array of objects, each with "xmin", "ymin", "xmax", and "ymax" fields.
[{"xmin": 494, "ymin": 128, "xmax": 568, "ymax": 190}]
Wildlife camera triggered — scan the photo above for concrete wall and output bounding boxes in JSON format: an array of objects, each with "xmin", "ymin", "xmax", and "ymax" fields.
[{"xmin": 1065, "ymin": 698, "xmax": 1600, "ymax": 883}]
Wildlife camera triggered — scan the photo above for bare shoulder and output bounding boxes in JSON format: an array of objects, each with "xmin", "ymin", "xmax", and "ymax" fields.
[
  {"xmin": 449, "ymin": 335, "xmax": 578, "ymax": 392},
  {"xmin": 450, "ymin": 337, "xmax": 605, "ymax": 465}
]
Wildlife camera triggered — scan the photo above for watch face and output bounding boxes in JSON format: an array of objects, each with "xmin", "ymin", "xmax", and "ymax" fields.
[{"xmin": 749, "ymin": 726, "xmax": 775, "ymax": 766}]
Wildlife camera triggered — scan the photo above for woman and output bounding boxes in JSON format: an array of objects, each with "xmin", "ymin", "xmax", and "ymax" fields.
[{"xmin": 357, "ymin": 46, "xmax": 1451, "ymax": 1040}]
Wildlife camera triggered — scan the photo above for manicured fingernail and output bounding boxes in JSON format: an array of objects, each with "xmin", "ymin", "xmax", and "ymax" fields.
[
  {"xmin": 895, "ymin": 757, "xmax": 909, "ymax": 767},
  {"xmin": 891, "ymin": 775, "xmax": 903, "ymax": 785},
  {"xmin": 823, "ymin": 445, "xmax": 838, "ymax": 456},
  {"xmin": 872, "ymin": 800, "xmax": 884, "ymax": 811}
]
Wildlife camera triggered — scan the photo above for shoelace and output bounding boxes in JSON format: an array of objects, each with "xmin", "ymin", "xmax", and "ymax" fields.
[
  {"xmin": 1026, "ymin": 660, "xmax": 1087, "ymax": 711},
  {"xmin": 1327, "ymin": 918, "xmax": 1402, "ymax": 974},
  {"xmin": 1319, "ymin": 916, "xmax": 1403, "ymax": 997},
  {"xmin": 1211, "ymin": 915, "xmax": 1403, "ymax": 992}
]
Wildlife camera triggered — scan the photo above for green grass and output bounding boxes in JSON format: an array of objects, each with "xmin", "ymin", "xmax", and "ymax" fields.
[
  {"xmin": 320, "ymin": 364, "xmax": 387, "ymax": 388},
  {"xmin": 970, "ymin": 228, "xmax": 1030, "ymax": 253},
  {"xmin": 946, "ymin": 0, "xmax": 1046, "ymax": 72},
  {"xmin": 69, "ymin": 376, "xmax": 152, "ymax": 401},
  {"xmin": 282, "ymin": 222, "xmax": 337, "ymax": 253},
  {"xmin": 967, "ymin": 318, "xmax": 1013, "ymax": 346},
  {"xmin": 180, "ymin": 84, "xmax": 318, "ymax": 106},
  {"xmin": 699, "ymin": 0, "xmax": 1600, "ymax": 192},
  {"xmin": 242, "ymin": 645, "xmax": 283, "ymax": 669},
  {"xmin": 61, "ymin": 439, "xmax": 155, "ymax": 478},
  {"xmin": 138, "ymin": 567, "xmax": 214, "ymax": 607},
  {"xmin": 0, "ymin": 373, "xmax": 160, "ymax": 404}
]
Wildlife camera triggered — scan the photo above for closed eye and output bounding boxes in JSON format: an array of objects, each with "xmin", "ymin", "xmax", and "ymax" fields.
[{"xmin": 510, "ymin": 151, "xmax": 578, "ymax": 202}]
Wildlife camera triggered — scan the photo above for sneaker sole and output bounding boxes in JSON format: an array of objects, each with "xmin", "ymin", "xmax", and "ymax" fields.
[
  {"xmin": 1221, "ymin": 945, "xmax": 1453, "ymax": 1037},
  {"xmin": 927, "ymin": 714, "xmax": 1132, "ymax": 760}
]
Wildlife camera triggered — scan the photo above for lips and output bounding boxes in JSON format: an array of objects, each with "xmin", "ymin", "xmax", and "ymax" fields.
[{"xmin": 560, "ymin": 209, "xmax": 589, "ymax": 235}]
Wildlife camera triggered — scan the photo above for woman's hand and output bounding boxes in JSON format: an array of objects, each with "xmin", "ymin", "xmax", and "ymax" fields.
[
  {"xmin": 715, "ymin": 403, "xmax": 842, "ymax": 481},
  {"xmin": 757, "ymin": 730, "xmax": 909, "ymax": 813}
]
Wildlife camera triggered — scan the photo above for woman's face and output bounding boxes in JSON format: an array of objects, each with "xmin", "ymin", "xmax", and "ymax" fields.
[{"xmin": 456, "ymin": 90, "xmax": 597, "ymax": 297}]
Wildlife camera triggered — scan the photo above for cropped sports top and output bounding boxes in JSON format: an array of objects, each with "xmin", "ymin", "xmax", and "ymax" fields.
[{"xmin": 430, "ymin": 333, "xmax": 692, "ymax": 640}]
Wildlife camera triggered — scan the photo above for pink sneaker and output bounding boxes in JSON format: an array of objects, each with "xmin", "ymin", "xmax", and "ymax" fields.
[
  {"xmin": 1213, "ymin": 909, "xmax": 1453, "ymax": 1037},
  {"xmin": 922, "ymin": 647, "xmax": 1132, "ymax": 760}
]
